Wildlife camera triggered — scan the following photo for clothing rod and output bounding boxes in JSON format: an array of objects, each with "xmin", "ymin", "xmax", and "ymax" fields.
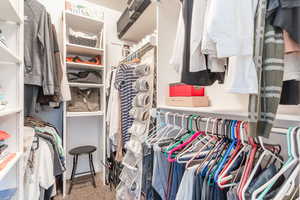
[
  {"xmin": 156, "ymin": 111, "xmax": 290, "ymax": 136},
  {"xmin": 120, "ymin": 41, "xmax": 155, "ymax": 63}
]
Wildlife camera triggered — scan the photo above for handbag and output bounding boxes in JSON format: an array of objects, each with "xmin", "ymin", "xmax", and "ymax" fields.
[
  {"xmin": 68, "ymin": 70, "xmax": 102, "ymax": 84},
  {"xmin": 67, "ymin": 88, "xmax": 101, "ymax": 112}
]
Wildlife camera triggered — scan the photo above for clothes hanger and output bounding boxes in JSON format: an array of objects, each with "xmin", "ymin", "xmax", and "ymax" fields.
[
  {"xmin": 208, "ymin": 120, "xmax": 236, "ymax": 184},
  {"xmin": 195, "ymin": 119, "xmax": 227, "ymax": 175},
  {"xmin": 273, "ymin": 128, "xmax": 300, "ymax": 200},
  {"xmin": 148, "ymin": 112, "xmax": 173, "ymax": 144},
  {"xmin": 251, "ymin": 127, "xmax": 298, "ymax": 200},
  {"xmin": 175, "ymin": 116, "xmax": 210, "ymax": 163},
  {"xmin": 184, "ymin": 117, "xmax": 216, "ymax": 168},
  {"xmin": 155, "ymin": 113, "xmax": 184, "ymax": 146},
  {"xmin": 213, "ymin": 120, "xmax": 238, "ymax": 183},
  {"xmin": 237, "ymin": 125, "xmax": 259, "ymax": 199},
  {"xmin": 162, "ymin": 115, "xmax": 197, "ymax": 156},
  {"xmin": 145, "ymin": 111, "xmax": 167, "ymax": 145},
  {"xmin": 218, "ymin": 121, "xmax": 246, "ymax": 188},
  {"xmin": 241, "ymin": 134, "xmax": 285, "ymax": 199}
]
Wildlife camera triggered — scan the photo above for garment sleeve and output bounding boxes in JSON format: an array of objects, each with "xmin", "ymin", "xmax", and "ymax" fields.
[
  {"xmin": 114, "ymin": 67, "xmax": 125, "ymax": 90},
  {"xmin": 41, "ymin": 12, "xmax": 55, "ymax": 95}
]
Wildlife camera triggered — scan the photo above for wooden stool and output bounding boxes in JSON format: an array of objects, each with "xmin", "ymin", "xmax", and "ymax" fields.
[{"xmin": 68, "ymin": 145, "xmax": 97, "ymax": 194}]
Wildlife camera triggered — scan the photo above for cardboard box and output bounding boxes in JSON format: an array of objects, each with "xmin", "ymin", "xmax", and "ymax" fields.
[{"xmin": 166, "ymin": 96, "xmax": 209, "ymax": 107}]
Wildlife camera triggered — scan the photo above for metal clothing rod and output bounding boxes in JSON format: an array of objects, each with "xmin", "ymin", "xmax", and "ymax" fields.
[
  {"xmin": 156, "ymin": 111, "xmax": 291, "ymax": 136},
  {"xmin": 120, "ymin": 41, "xmax": 155, "ymax": 64}
]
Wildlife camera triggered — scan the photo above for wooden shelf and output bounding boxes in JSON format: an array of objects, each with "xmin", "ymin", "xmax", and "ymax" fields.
[
  {"xmin": 0, "ymin": 42, "xmax": 21, "ymax": 63},
  {"xmin": 66, "ymin": 111, "xmax": 104, "ymax": 117},
  {"xmin": 65, "ymin": 11, "xmax": 103, "ymax": 33},
  {"xmin": 66, "ymin": 43, "xmax": 104, "ymax": 57},
  {"xmin": 0, "ymin": 0, "xmax": 22, "ymax": 23},
  {"xmin": 0, "ymin": 152, "xmax": 22, "ymax": 181},
  {"xmin": 67, "ymin": 62, "xmax": 104, "ymax": 71},
  {"xmin": 0, "ymin": 108, "xmax": 21, "ymax": 118},
  {"xmin": 68, "ymin": 82, "xmax": 103, "ymax": 88}
]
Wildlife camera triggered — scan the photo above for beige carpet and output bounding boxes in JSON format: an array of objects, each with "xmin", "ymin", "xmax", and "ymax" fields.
[{"xmin": 54, "ymin": 174, "xmax": 116, "ymax": 200}]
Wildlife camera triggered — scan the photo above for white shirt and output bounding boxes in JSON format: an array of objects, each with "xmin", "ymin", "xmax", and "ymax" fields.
[
  {"xmin": 107, "ymin": 69, "xmax": 121, "ymax": 147},
  {"xmin": 175, "ymin": 165, "xmax": 198, "ymax": 200},
  {"xmin": 24, "ymin": 138, "xmax": 55, "ymax": 200},
  {"xmin": 189, "ymin": 0, "xmax": 207, "ymax": 72},
  {"xmin": 170, "ymin": 4, "xmax": 185, "ymax": 74},
  {"xmin": 205, "ymin": 0, "xmax": 259, "ymax": 94}
]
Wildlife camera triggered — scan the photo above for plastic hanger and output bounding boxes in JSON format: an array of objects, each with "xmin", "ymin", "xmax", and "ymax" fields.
[
  {"xmin": 156, "ymin": 113, "xmax": 185, "ymax": 146},
  {"xmin": 163, "ymin": 115, "xmax": 196, "ymax": 154},
  {"xmin": 213, "ymin": 120, "xmax": 238, "ymax": 183},
  {"xmin": 195, "ymin": 119, "xmax": 228, "ymax": 175},
  {"xmin": 273, "ymin": 128, "xmax": 300, "ymax": 200},
  {"xmin": 242, "ymin": 134, "xmax": 285, "ymax": 199},
  {"xmin": 185, "ymin": 117, "xmax": 217, "ymax": 169},
  {"xmin": 175, "ymin": 116, "xmax": 210, "ymax": 163},
  {"xmin": 218, "ymin": 121, "xmax": 246, "ymax": 188},
  {"xmin": 237, "ymin": 125, "xmax": 258, "ymax": 199},
  {"xmin": 148, "ymin": 112, "xmax": 174, "ymax": 144},
  {"xmin": 251, "ymin": 127, "xmax": 298, "ymax": 200}
]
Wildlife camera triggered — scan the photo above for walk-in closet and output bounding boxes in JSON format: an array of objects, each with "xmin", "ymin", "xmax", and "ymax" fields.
[{"xmin": 0, "ymin": 0, "xmax": 299, "ymax": 199}]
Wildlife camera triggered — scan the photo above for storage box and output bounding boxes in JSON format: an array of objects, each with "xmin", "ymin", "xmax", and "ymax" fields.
[
  {"xmin": 166, "ymin": 96, "xmax": 209, "ymax": 107},
  {"xmin": 169, "ymin": 83, "xmax": 205, "ymax": 97}
]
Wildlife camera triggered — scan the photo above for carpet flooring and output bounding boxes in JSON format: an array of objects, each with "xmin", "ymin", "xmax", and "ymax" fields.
[{"xmin": 54, "ymin": 174, "xmax": 116, "ymax": 200}]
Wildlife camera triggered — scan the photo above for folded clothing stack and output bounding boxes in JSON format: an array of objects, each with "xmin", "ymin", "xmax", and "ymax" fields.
[
  {"xmin": 69, "ymin": 28, "xmax": 98, "ymax": 47},
  {"xmin": 0, "ymin": 131, "xmax": 16, "ymax": 172},
  {"xmin": 66, "ymin": 55, "xmax": 102, "ymax": 66}
]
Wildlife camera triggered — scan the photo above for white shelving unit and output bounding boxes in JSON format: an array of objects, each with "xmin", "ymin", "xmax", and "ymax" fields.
[
  {"xmin": 66, "ymin": 62, "xmax": 104, "ymax": 70},
  {"xmin": 66, "ymin": 43, "xmax": 104, "ymax": 56},
  {"xmin": 69, "ymin": 82, "xmax": 103, "ymax": 88},
  {"xmin": 63, "ymin": 3, "xmax": 107, "ymax": 197},
  {"xmin": 0, "ymin": 42, "xmax": 21, "ymax": 63},
  {"xmin": 0, "ymin": 0, "xmax": 22, "ymax": 23},
  {"xmin": 0, "ymin": 0, "xmax": 24, "ymax": 199},
  {"xmin": 66, "ymin": 111, "xmax": 104, "ymax": 117},
  {"xmin": 121, "ymin": 2, "xmax": 156, "ymax": 42},
  {"xmin": 0, "ymin": 152, "xmax": 23, "ymax": 181}
]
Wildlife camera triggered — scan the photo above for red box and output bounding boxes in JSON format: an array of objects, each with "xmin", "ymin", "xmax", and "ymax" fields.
[{"xmin": 169, "ymin": 83, "xmax": 205, "ymax": 97}]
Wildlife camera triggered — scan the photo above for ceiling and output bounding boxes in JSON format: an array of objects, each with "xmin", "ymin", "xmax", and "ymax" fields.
[{"xmin": 87, "ymin": 0, "xmax": 127, "ymax": 11}]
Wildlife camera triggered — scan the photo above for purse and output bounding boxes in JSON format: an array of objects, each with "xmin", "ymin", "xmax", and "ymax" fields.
[
  {"xmin": 67, "ymin": 88, "xmax": 101, "ymax": 112},
  {"xmin": 68, "ymin": 70, "xmax": 102, "ymax": 84}
]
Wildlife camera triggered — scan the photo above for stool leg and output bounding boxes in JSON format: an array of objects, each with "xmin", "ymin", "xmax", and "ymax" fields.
[
  {"xmin": 89, "ymin": 154, "xmax": 96, "ymax": 176},
  {"xmin": 89, "ymin": 153, "xmax": 96, "ymax": 188},
  {"xmin": 68, "ymin": 155, "xmax": 78, "ymax": 194}
]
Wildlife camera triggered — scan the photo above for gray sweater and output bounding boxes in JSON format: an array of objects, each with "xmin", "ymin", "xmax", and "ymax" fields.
[{"xmin": 24, "ymin": 0, "xmax": 54, "ymax": 95}]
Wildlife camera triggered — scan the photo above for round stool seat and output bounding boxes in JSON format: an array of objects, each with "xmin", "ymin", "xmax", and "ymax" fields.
[{"xmin": 69, "ymin": 145, "xmax": 97, "ymax": 155}]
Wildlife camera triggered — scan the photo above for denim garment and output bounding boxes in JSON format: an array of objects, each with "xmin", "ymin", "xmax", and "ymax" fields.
[
  {"xmin": 0, "ymin": 188, "xmax": 17, "ymax": 200},
  {"xmin": 152, "ymin": 145, "xmax": 170, "ymax": 200},
  {"xmin": 168, "ymin": 162, "xmax": 185, "ymax": 200},
  {"xmin": 141, "ymin": 145, "xmax": 154, "ymax": 200}
]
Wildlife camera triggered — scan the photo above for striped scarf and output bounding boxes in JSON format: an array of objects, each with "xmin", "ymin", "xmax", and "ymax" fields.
[{"xmin": 248, "ymin": 0, "xmax": 284, "ymax": 138}]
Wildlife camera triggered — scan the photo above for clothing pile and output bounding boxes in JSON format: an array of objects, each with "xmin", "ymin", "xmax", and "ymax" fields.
[
  {"xmin": 24, "ymin": 117, "xmax": 65, "ymax": 200},
  {"xmin": 147, "ymin": 114, "xmax": 300, "ymax": 200},
  {"xmin": 24, "ymin": 0, "xmax": 70, "ymax": 115},
  {"xmin": 66, "ymin": 55, "xmax": 102, "ymax": 66},
  {"xmin": 172, "ymin": 0, "xmax": 300, "ymax": 138}
]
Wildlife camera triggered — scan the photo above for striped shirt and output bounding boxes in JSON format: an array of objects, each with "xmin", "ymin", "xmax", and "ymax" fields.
[{"xmin": 115, "ymin": 64, "xmax": 139, "ymax": 145}]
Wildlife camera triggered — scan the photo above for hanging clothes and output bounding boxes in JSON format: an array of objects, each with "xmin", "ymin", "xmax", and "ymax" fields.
[
  {"xmin": 24, "ymin": 0, "xmax": 55, "ymax": 95},
  {"xmin": 180, "ymin": 0, "xmax": 225, "ymax": 86},
  {"xmin": 115, "ymin": 64, "xmax": 139, "ymax": 145}
]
